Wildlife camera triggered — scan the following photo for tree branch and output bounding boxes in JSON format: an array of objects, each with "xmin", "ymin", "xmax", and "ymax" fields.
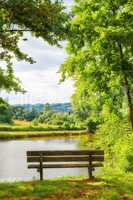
[{"xmin": 0, "ymin": 29, "xmax": 44, "ymax": 32}]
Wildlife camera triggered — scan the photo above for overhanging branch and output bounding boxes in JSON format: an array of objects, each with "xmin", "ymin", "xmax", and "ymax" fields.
[{"xmin": 0, "ymin": 29, "xmax": 43, "ymax": 32}]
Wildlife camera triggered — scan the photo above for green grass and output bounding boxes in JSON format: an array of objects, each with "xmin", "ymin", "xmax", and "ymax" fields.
[
  {"xmin": 0, "ymin": 121, "xmax": 86, "ymax": 139},
  {"xmin": 0, "ymin": 130, "xmax": 86, "ymax": 139},
  {"xmin": 0, "ymin": 124, "xmax": 83, "ymax": 132},
  {"xmin": 0, "ymin": 175, "xmax": 133, "ymax": 200}
]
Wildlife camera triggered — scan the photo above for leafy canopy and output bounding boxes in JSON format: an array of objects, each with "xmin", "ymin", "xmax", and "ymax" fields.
[
  {"xmin": 61, "ymin": 0, "xmax": 133, "ymax": 125},
  {"xmin": 0, "ymin": 0, "xmax": 68, "ymax": 92}
]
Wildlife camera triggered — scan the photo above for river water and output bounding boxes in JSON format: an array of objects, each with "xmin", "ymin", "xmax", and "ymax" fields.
[{"xmin": 0, "ymin": 137, "xmax": 89, "ymax": 181}]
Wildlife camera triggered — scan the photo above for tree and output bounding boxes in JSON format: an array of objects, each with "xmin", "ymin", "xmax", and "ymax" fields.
[
  {"xmin": 12, "ymin": 105, "xmax": 26, "ymax": 120},
  {"xmin": 44, "ymin": 103, "xmax": 52, "ymax": 112},
  {"xmin": 61, "ymin": 0, "xmax": 133, "ymax": 129},
  {"xmin": 12, "ymin": 105, "xmax": 38, "ymax": 121},
  {"xmin": 0, "ymin": 0, "xmax": 68, "ymax": 92},
  {"xmin": 0, "ymin": 98, "xmax": 12, "ymax": 123},
  {"xmin": 34, "ymin": 109, "xmax": 76, "ymax": 129}
]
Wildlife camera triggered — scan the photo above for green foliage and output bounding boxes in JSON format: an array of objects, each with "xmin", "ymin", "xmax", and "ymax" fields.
[
  {"xmin": 12, "ymin": 105, "xmax": 38, "ymax": 121},
  {"xmin": 78, "ymin": 116, "xmax": 133, "ymax": 173},
  {"xmin": 95, "ymin": 116, "xmax": 133, "ymax": 172},
  {"xmin": 0, "ymin": 98, "xmax": 12, "ymax": 123},
  {"xmin": 34, "ymin": 106, "xmax": 77, "ymax": 129},
  {"xmin": 0, "ymin": 0, "xmax": 68, "ymax": 92},
  {"xmin": 60, "ymin": 0, "xmax": 133, "ymax": 177},
  {"xmin": 60, "ymin": 0, "xmax": 133, "ymax": 127}
]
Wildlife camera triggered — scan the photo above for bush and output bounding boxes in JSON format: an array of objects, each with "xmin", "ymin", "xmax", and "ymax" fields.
[
  {"xmin": 86, "ymin": 120, "xmax": 99, "ymax": 133},
  {"xmin": 35, "ymin": 110, "xmax": 77, "ymax": 129},
  {"xmin": 96, "ymin": 115, "xmax": 133, "ymax": 172}
]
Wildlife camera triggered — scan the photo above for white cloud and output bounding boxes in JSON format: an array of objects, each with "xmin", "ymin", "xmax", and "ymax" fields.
[
  {"xmin": 1, "ymin": 0, "xmax": 74, "ymax": 104},
  {"xmin": 13, "ymin": 32, "xmax": 67, "ymax": 73},
  {"xmin": 4, "ymin": 69, "xmax": 74, "ymax": 104}
]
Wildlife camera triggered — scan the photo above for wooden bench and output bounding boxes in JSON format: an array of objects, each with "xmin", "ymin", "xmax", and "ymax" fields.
[{"xmin": 27, "ymin": 150, "xmax": 104, "ymax": 180}]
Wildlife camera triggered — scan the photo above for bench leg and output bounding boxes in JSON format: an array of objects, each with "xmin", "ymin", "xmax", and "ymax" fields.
[
  {"xmin": 40, "ymin": 167, "xmax": 43, "ymax": 181},
  {"xmin": 40, "ymin": 156, "xmax": 43, "ymax": 181},
  {"xmin": 88, "ymin": 167, "xmax": 93, "ymax": 179},
  {"xmin": 88, "ymin": 155, "xmax": 94, "ymax": 180}
]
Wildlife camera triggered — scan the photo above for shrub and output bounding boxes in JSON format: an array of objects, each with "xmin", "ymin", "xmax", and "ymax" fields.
[{"xmin": 96, "ymin": 115, "xmax": 133, "ymax": 172}]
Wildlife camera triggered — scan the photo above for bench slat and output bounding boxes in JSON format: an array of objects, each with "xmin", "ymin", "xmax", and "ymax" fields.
[
  {"xmin": 28, "ymin": 163, "xmax": 103, "ymax": 169},
  {"xmin": 27, "ymin": 150, "xmax": 104, "ymax": 156},
  {"xmin": 27, "ymin": 155, "xmax": 104, "ymax": 162}
]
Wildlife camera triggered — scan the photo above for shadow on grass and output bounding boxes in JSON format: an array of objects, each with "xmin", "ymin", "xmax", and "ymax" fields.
[{"xmin": 0, "ymin": 176, "xmax": 133, "ymax": 200}]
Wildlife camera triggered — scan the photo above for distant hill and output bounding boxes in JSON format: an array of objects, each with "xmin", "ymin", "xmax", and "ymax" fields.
[{"xmin": 13, "ymin": 103, "xmax": 71, "ymax": 113}]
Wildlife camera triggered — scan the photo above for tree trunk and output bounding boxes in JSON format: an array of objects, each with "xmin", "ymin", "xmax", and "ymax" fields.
[
  {"xmin": 118, "ymin": 43, "xmax": 133, "ymax": 130},
  {"xmin": 124, "ymin": 76, "xmax": 133, "ymax": 130}
]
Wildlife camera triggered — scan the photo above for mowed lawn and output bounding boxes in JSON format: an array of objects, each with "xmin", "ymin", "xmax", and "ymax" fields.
[{"xmin": 0, "ymin": 176, "xmax": 133, "ymax": 200}]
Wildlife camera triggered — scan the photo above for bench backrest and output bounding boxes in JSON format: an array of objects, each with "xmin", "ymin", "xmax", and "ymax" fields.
[{"xmin": 27, "ymin": 150, "xmax": 104, "ymax": 163}]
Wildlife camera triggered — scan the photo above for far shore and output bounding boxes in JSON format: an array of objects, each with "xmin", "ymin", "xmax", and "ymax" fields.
[{"xmin": 0, "ymin": 130, "xmax": 87, "ymax": 140}]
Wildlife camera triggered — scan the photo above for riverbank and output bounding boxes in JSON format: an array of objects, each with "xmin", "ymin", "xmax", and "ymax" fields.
[
  {"xmin": 0, "ymin": 130, "xmax": 86, "ymax": 139},
  {"xmin": 0, "ymin": 175, "xmax": 133, "ymax": 200}
]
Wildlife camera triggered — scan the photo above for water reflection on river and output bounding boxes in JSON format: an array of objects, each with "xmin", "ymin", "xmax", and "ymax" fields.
[{"xmin": 0, "ymin": 136, "xmax": 89, "ymax": 181}]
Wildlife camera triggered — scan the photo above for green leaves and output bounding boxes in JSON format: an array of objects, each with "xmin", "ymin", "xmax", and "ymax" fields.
[
  {"xmin": 61, "ymin": 0, "xmax": 133, "ymax": 126},
  {"xmin": 0, "ymin": 98, "xmax": 12, "ymax": 123},
  {"xmin": 0, "ymin": 0, "xmax": 68, "ymax": 92}
]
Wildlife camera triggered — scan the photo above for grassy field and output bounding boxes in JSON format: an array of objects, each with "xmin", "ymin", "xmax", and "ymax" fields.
[
  {"xmin": 0, "ymin": 130, "xmax": 86, "ymax": 139},
  {"xmin": 0, "ymin": 120, "xmax": 86, "ymax": 139},
  {"xmin": 0, "ymin": 175, "xmax": 133, "ymax": 200},
  {"xmin": 0, "ymin": 120, "xmax": 85, "ymax": 131}
]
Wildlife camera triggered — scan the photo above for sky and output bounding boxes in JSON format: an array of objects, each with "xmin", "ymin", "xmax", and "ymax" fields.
[{"xmin": 1, "ymin": 0, "xmax": 74, "ymax": 105}]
